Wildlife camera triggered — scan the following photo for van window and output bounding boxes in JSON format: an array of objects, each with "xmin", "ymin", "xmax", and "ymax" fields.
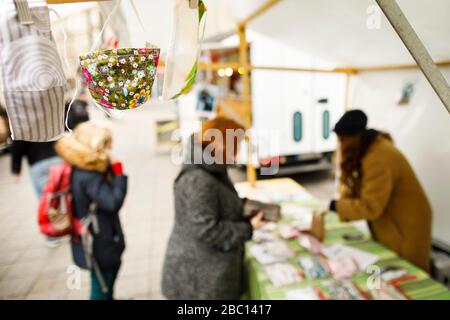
[
  {"xmin": 293, "ymin": 111, "xmax": 302, "ymax": 142},
  {"xmin": 323, "ymin": 110, "xmax": 330, "ymax": 139}
]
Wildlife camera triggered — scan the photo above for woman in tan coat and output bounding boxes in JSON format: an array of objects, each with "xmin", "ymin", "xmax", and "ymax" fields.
[{"xmin": 329, "ymin": 110, "xmax": 432, "ymax": 272}]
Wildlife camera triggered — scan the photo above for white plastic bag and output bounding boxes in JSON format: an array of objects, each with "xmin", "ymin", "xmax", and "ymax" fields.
[{"xmin": 162, "ymin": 0, "xmax": 206, "ymax": 100}]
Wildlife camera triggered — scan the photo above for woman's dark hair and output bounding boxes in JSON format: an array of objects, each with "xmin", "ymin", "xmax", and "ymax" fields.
[{"xmin": 340, "ymin": 129, "xmax": 392, "ymax": 197}]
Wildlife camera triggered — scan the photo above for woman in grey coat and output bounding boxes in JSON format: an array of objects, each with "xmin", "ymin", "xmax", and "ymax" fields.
[{"xmin": 162, "ymin": 117, "xmax": 265, "ymax": 300}]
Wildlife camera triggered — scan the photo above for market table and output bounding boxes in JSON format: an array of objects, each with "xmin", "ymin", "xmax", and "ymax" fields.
[{"xmin": 235, "ymin": 178, "xmax": 450, "ymax": 300}]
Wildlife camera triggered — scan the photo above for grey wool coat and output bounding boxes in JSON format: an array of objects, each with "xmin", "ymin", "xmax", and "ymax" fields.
[{"xmin": 162, "ymin": 137, "xmax": 253, "ymax": 300}]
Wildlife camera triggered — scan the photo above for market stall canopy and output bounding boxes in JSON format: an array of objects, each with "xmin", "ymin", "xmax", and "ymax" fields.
[{"xmin": 204, "ymin": 0, "xmax": 450, "ymax": 68}]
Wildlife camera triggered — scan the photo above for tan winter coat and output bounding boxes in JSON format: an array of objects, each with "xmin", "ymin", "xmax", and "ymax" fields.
[{"xmin": 336, "ymin": 136, "xmax": 432, "ymax": 272}]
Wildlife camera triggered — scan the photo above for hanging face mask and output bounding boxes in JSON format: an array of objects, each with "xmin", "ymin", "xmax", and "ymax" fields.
[
  {"xmin": 162, "ymin": 0, "xmax": 207, "ymax": 100},
  {"xmin": 0, "ymin": 4, "xmax": 66, "ymax": 142},
  {"xmin": 77, "ymin": 0, "xmax": 160, "ymax": 112},
  {"xmin": 80, "ymin": 47, "xmax": 160, "ymax": 110}
]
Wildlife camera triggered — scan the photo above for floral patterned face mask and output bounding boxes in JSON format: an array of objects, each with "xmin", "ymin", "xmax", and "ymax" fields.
[
  {"xmin": 80, "ymin": 47, "xmax": 160, "ymax": 110},
  {"xmin": 71, "ymin": 0, "xmax": 161, "ymax": 114}
]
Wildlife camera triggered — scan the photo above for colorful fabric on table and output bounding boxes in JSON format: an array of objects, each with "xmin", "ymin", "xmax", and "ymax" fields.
[
  {"xmin": 79, "ymin": 47, "xmax": 160, "ymax": 110},
  {"xmin": 0, "ymin": 5, "xmax": 66, "ymax": 142}
]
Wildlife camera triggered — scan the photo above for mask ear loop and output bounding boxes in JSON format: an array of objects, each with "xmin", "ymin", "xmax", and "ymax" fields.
[
  {"xmin": 90, "ymin": 0, "xmax": 122, "ymax": 52},
  {"xmin": 49, "ymin": 7, "xmax": 77, "ymax": 133},
  {"xmin": 89, "ymin": 0, "xmax": 124, "ymax": 118},
  {"xmin": 129, "ymin": 0, "xmax": 153, "ymax": 46}
]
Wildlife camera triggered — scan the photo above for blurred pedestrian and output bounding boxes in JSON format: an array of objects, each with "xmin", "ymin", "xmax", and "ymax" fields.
[
  {"xmin": 64, "ymin": 90, "xmax": 90, "ymax": 131},
  {"xmin": 55, "ymin": 122, "xmax": 128, "ymax": 300},
  {"xmin": 11, "ymin": 140, "xmax": 63, "ymax": 247},
  {"xmin": 162, "ymin": 117, "xmax": 266, "ymax": 300},
  {"xmin": 0, "ymin": 104, "xmax": 10, "ymax": 147},
  {"xmin": 11, "ymin": 141, "xmax": 61, "ymax": 196}
]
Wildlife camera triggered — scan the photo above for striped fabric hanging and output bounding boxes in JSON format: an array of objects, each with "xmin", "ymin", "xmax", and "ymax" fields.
[{"xmin": 0, "ymin": 4, "xmax": 66, "ymax": 142}]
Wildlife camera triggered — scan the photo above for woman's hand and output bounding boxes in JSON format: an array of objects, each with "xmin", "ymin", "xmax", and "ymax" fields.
[
  {"xmin": 316, "ymin": 199, "xmax": 332, "ymax": 215},
  {"xmin": 310, "ymin": 211, "xmax": 326, "ymax": 242},
  {"xmin": 250, "ymin": 211, "xmax": 266, "ymax": 230}
]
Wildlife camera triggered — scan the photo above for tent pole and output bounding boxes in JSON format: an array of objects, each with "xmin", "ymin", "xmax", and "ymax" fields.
[
  {"xmin": 236, "ymin": 0, "xmax": 284, "ymax": 186},
  {"xmin": 237, "ymin": 25, "xmax": 251, "ymax": 133},
  {"xmin": 344, "ymin": 73, "xmax": 352, "ymax": 111},
  {"xmin": 251, "ymin": 65, "xmax": 354, "ymax": 74},
  {"xmin": 198, "ymin": 62, "xmax": 241, "ymax": 72},
  {"xmin": 238, "ymin": 24, "xmax": 257, "ymax": 186},
  {"xmin": 376, "ymin": 0, "xmax": 450, "ymax": 114},
  {"xmin": 238, "ymin": 0, "xmax": 283, "ymax": 27},
  {"xmin": 197, "ymin": 62, "xmax": 355, "ymax": 74},
  {"xmin": 356, "ymin": 60, "xmax": 450, "ymax": 73}
]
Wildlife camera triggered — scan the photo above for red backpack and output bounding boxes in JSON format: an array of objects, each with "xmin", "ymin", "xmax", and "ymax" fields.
[
  {"xmin": 37, "ymin": 162, "xmax": 108, "ymax": 292},
  {"xmin": 38, "ymin": 162, "xmax": 74, "ymax": 237}
]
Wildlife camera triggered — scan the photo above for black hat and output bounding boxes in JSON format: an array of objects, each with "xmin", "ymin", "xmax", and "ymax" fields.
[{"xmin": 334, "ymin": 110, "xmax": 368, "ymax": 136}]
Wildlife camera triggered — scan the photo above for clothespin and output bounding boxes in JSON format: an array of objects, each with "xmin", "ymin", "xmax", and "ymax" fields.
[
  {"xmin": 189, "ymin": 0, "xmax": 198, "ymax": 9},
  {"xmin": 13, "ymin": 0, "xmax": 34, "ymax": 25}
]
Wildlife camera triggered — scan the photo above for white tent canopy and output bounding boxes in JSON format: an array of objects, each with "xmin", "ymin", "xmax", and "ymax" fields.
[
  {"xmin": 86, "ymin": 0, "xmax": 449, "ymax": 68},
  {"xmin": 204, "ymin": 0, "xmax": 450, "ymax": 68}
]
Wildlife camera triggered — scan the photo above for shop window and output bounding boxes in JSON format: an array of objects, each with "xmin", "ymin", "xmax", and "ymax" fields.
[
  {"xmin": 293, "ymin": 112, "xmax": 303, "ymax": 142},
  {"xmin": 323, "ymin": 110, "xmax": 330, "ymax": 139}
]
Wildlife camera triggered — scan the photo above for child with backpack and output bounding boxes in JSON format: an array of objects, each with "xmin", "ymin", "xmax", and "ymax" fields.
[{"xmin": 53, "ymin": 122, "xmax": 128, "ymax": 300}]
